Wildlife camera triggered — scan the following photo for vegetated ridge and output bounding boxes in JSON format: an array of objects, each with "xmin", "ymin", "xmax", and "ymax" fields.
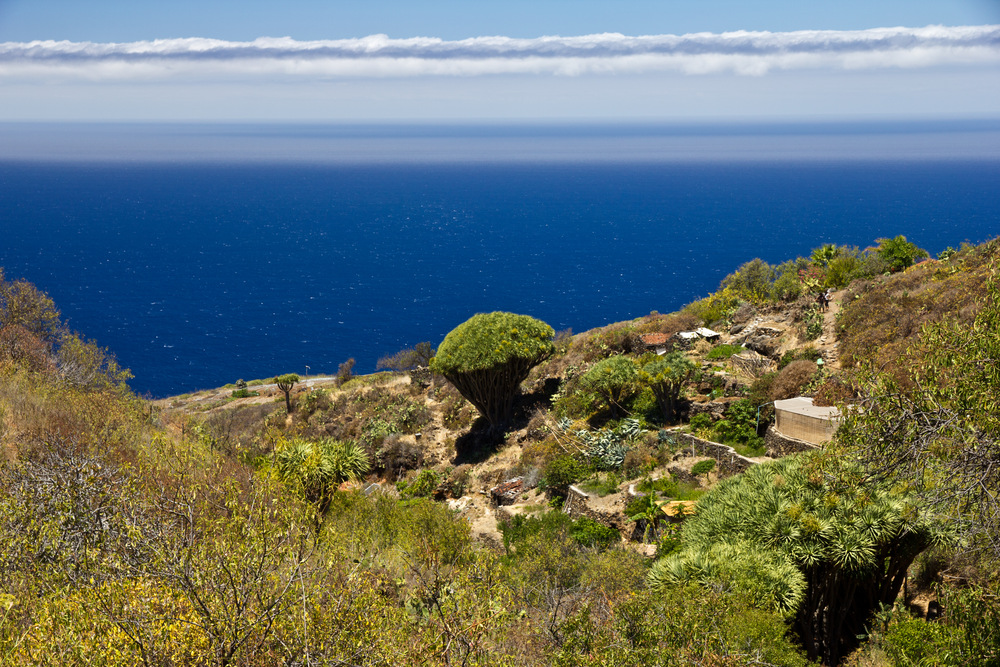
[{"xmin": 0, "ymin": 235, "xmax": 997, "ymax": 666}]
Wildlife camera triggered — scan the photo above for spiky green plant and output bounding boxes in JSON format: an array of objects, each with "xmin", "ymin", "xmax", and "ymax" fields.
[
  {"xmin": 640, "ymin": 352, "xmax": 697, "ymax": 423},
  {"xmin": 649, "ymin": 451, "xmax": 948, "ymax": 665},
  {"xmin": 580, "ymin": 355, "xmax": 640, "ymax": 417},
  {"xmin": 272, "ymin": 438, "xmax": 369, "ymax": 514}
]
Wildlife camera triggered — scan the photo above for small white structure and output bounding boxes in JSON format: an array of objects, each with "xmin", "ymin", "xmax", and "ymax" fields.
[
  {"xmin": 695, "ymin": 327, "xmax": 721, "ymax": 341},
  {"xmin": 773, "ymin": 397, "xmax": 841, "ymax": 446}
]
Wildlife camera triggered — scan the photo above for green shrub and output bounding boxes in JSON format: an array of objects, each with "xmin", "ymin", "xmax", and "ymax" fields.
[
  {"xmin": 720, "ymin": 258, "xmax": 777, "ymax": 305},
  {"xmin": 778, "ymin": 347, "xmax": 821, "ymax": 369},
  {"xmin": 577, "ymin": 472, "xmax": 622, "ymax": 497},
  {"xmin": 230, "ymin": 388, "xmax": 258, "ymax": 398},
  {"xmin": 635, "ymin": 475, "xmax": 679, "ymax": 498},
  {"xmin": 882, "ymin": 617, "xmax": 960, "ymax": 666},
  {"xmin": 825, "ymin": 254, "xmax": 860, "ymax": 288},
  {"xmin": 272, "ymin": 438, "xmax": 369, "ymax": 514},
  {"xmin": 541, "ymin": 455, "xmax": 588, "ymax": 498},
  {"xmin": 804, "ymin": 306, "xmax": 823, "ymax": 340},
  {"xmin": 500, "ymin": 511, "xmax": 571, "ymax": 554},
  {"xmin": 712, "ymin": 399, "xmax": 766, "ymax": 455},
  {"xmin": 652, "ymin": 452, "xmax": 945, "ymax": 665},
  {"xmin": 876, "ymin": 234, "xmax": 929, "ymax": 272},
  {"xmin": 771, "ymin": 268, "xmax": 804, "ymax": 302},
  {"xmin": 706, "ymin": 344, "xmax": 743, "ymax": 360},
  {"xmin": 500, "ymin": 511, "xmax": 618, "ymax": 553},
  {"xmin": 399, "ymin": 469, "xmax": 440, "ymax": 499},
  {"xmin": 684, "ymin": 286, "xmax": 740, "ymax": 326},
  {"xmin": 688, "ymin": 412, "xmax": 713, "ymax": 433},
  {"xmin": 569, "ymin": 517, "xmax": 620, "ymax": 549},
  {"xmin": 627, "ymin": 386, "xmax": 660, "ymax": 424},
  {"xmin": 580, "ymin": 355, "xmax": 640, "ymax": 417},
  {"xmin": 572, "ymin": 419, "xmax": 645, "ymax": 471},
  {"xmin": 691, "ymin": 459, "xmax": 716, "ymax": 476}
]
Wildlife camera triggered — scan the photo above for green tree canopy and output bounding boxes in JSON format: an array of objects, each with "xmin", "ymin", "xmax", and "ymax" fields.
[
  {"xmin": 430, "ymin": 312, "xmax": 553, "ymax": 439},
  {"xmin": 809, "ymin": 243, "xmax": 840, "ymax": 267},
  {"xmin": 0, "ymin": 269, "xmax": 62, "ymax": 342},
  {"xmin": 650, "ymin": 452, "xmax": 945, "ymax": 665},
  {"xmin": 580, "ymin": 355, "xmax": 641, "ymax": 418},
  {"xmin": 719, "ymin": 258, "xmax": 777, "ymax": 304},
  {"xmin": 876, "ymin": 235, "xmax": 929, "ymax": 272},
  {"xmin": 640, "ymin": 352, "xmax": 696, "ymax": 423}
]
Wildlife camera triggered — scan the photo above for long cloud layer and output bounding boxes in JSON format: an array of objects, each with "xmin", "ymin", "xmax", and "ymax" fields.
[{"xmin": 2, "ymin": 25, "xmax": 998, "ymax": 80}]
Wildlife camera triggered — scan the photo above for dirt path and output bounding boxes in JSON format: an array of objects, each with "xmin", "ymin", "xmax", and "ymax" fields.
[{"xmin": 815, "ymin": 290, "xmax": 844, "ymax": 369}]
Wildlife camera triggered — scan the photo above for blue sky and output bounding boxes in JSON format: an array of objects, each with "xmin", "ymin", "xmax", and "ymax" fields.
[{"xmin": 0, "ymin": 0, "xmax": 998, "ymax": 121}]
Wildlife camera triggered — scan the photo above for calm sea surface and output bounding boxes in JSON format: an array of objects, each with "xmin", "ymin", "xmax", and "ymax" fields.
[{"xmin": 1, "ymin": 122, "xmax": 998, "ymax": 397}]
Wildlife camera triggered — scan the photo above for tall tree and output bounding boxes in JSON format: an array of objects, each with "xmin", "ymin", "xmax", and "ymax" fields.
[
  {"xmin": 875, "ymin": 234, "xmax": 929, "ymax": 272},
  {"xmin": 274, "ymin": 373, "xmax": 299, "ymax": 414},
  {"xmin": 430, "ymin": 312, "xmax": 553, "ymax": 441}
]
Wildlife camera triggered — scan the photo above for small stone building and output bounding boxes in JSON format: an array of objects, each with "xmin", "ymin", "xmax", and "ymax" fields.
[
  {"xmin": 773, "ymin": 397, "xmax": 841, "ymax": 446},
  {"xmin": 639, "ymin": 333, "xmax": 670, "ymax": 355}
]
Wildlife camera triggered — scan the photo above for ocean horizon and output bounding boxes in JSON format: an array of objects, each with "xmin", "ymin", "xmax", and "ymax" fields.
[{"xmin": 1, "ymin": 120, "xmax": 998, "ymax": 397}]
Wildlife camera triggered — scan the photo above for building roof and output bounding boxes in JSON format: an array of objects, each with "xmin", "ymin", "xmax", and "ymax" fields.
[
  {"xmin": 639, "ymin": 333, "xmax": 670, "ymax": 346},
  {"xmin": 661, "ymin": 500, "xmax": 697, "ymax": 517},
  {"xmin": 695, "ymin": 327, "xmax": 720, "ymax": 338},
  {"xmin": 774, "ymin": 396, "xmax": 840, "ymax": 420}
]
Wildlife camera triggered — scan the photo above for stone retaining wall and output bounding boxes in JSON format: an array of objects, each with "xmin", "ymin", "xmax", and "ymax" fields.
[
  {"xmin": 564, "ymin": 485, "xmax": 596, "ymax": 521},
  {"xmin": 673, "ymin": 432, "xmax": 757, "ymax": 476},
  {"xmin": 764, "ymin": 424, "xmax": 819, "ymax": 457}
]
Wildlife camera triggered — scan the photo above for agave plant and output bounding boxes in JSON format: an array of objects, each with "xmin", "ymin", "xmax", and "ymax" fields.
[{"xmin": 575, "ymin": 418, "xmax": 645, "ymax": 471}]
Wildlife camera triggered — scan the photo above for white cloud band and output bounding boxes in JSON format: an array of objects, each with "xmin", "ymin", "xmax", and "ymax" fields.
[{"xmin": 2, "ymin": 25, "xmax": 998, "ymax": 80}]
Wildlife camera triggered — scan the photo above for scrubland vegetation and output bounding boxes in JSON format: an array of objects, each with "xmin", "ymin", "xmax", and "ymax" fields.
[{"xmin": 1, "ymin": 236, "xmax": 998, "ymax": 666}]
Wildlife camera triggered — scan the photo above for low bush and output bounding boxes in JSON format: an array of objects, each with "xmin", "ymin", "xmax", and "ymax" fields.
[
  {"xmin": 577, "ymin": 472, "xmax": 622, "ymax": 497},
  {"xmin": 706, "ymin": 344, "xmax": 743, "ymax": 360},
  {"xmin": 569, "ymin": 517, "xmax": 620, "ymax": 549},
  {"xmin": 398, "ymin": 469, "xmax": 440, "ymax": 499},
  {"xmin": 542, "ymin": 455, "xmax": 589, "ymax": 498},
  {"xmin": 688, "ymin": 413, "xmax": 713, "ymax": 433},
  {"xmin": 691, "ymin": 459, "xmax": 716, "ymax": 476},
  {"xmin": 500, "ymin": 511, "xmax": 619, "ymax": 553},
  {"xmin": 230, "ymin": 388, "xmax": 258, "ymax": 398},
  {"xmin": 769, "ymin": 360, "xmax": 819, "ymax": 401},
  {"xmin": 778, "ymin": 347, "xmax": 821, "ymax": 369}
]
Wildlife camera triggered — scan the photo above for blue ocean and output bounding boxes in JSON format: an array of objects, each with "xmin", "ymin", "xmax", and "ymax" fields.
[{"xmin": 1, "ymin": 121, "xmax": 998, "ymax": 397}]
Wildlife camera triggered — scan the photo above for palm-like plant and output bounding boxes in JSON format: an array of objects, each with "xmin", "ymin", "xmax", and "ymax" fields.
[
  {"xmin": 649, "ymin": 452, "xmax": 948, "ymax": 666},
  {"xmin": 272, "ymin": 438, "xmax": 369, "ymax": 514}
]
